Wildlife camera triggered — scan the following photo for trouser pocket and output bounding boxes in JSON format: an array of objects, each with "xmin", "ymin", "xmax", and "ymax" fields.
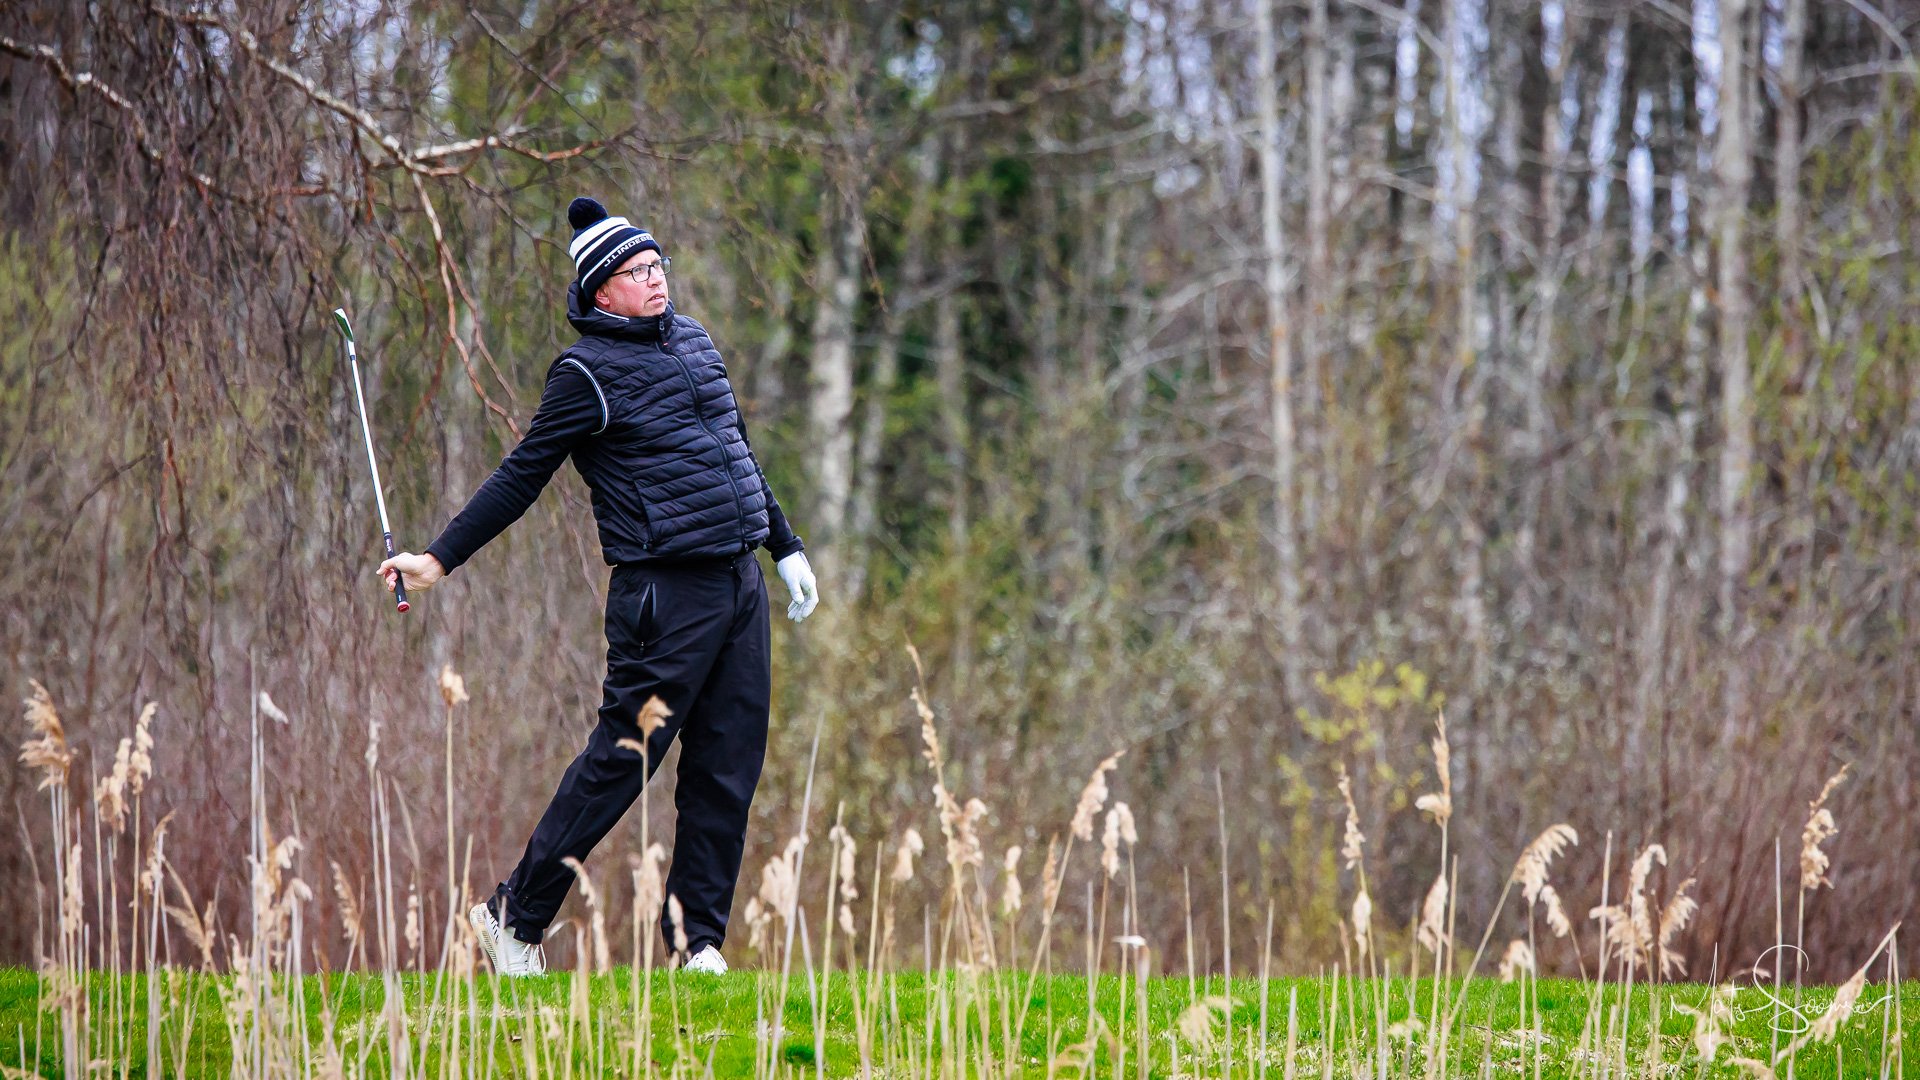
[
  {"xmin": 636, "ymin": 580, "xmax": 656, "ymax": 652},
  {"xmin": 608, "ymin": 570, "xmax": 659, "ymax": 659}
]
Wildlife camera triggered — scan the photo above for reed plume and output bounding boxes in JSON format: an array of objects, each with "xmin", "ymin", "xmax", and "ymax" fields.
[
  {"xmin": 1071, "ymin": 750, "xmax": 1124, "ymax": 842},
  {"xmin": 1497, "ymin": 939, "xmax": 1535, "ymax": 981},
  {"xmin": 20, "ymin": 679, "xmax": 71, "ymax": 790},
  {"xmin": 1656, "ymin": 877, "xmax": 1698, "ymax": 977},
  {"xmin": 1799, "ymin": 765, "xmax": 1848, "ymax": 891},
  {"xmin": 1414, "ymin": 712, "xmax": 1451, "ymax": 826}
]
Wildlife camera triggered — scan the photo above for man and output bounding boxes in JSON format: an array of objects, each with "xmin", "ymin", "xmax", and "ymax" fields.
[{"xmin": 376, "ymin": 196, "xmax": 820, "ymax": 977}]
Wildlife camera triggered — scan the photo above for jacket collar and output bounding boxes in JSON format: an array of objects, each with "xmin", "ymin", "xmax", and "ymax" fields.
[{"xmin": 567, "ymin": 282, "xmax": 675, "ymax": 343}]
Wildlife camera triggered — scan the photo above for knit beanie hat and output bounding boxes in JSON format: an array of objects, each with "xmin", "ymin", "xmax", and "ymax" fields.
[{"xmin": 568, "ymin": 196, "xmax": 662, "ymax": 301}]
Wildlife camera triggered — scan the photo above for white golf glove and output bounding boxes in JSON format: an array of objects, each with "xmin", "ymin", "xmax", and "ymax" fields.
[{"xmin": 775, "ymin": 551, "xmax": 819, "ymax": 622}]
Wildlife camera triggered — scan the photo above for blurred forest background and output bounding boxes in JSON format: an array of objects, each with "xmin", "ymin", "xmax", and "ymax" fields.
[{"xmin": 2, "ymin": 0, "xmax": 1916, "ymax": 980}]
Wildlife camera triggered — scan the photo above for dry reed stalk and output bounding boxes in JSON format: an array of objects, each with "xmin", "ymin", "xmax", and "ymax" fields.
[
  {"xmin": 403, "ymin": 884, "xmax": 421, "ymax": 964},
  {"xmin": 1101, "ymin": 802, "xmax": 1136, "ymax": 880},
  {"xmin": 1590, "ymin": 841, "xmax": 1667, "ymax": 975},
  {"xmin": 1775, "ymin": 922, "xmax": 1899, "ymax": 1065},
  {"xmin": 92, "ymin": 702, "xmax": 156, "ymax": 835},
  {"xmin": 1792, "ymin": 763, "xmax": 1851, "ymax": 1035},
  {"xmin": 1414, "ymin": 712, "xmax": 1452, "ymax": 828},
  {"xmin": 1071, "ymin": 750, "xmax": 1125, "ymax": 842},
  {"xmin": 1798, "ymin": 764, "xmax": 1848, "ymax": 892},
  {"xmin": 1512, "ymin": 824, "xmax": 1577, "ymax": 905},
  {"xmin": 1008, "ymin": 748, "xmax": 1128, "ymax": 1053},
  {"xmin": 163, "ymin": 863, "xmax": 217, "ymax": 971},
  {"xmin": 1656, "ymin": 878, "xmax": 1698, "ymax": 979},
  {"xmin": 1416, "ymin": 874, "xmax": 1449, "ymax": 955},
  {"xmin": 23, "ymin": 645, "xmax": 1912, "ymax": 1080},
  {"xmin": 666, "ymin": 892, "xmax": 688, "ymax": 954},
  {"xmin": 999, "ymin": 845, "xmax": 1023, "ymax": 919},
  {"xmin": 830, "ymin": 820, "xmax": 860, "ymax": 937},
  {"xmin": 560, "ymin": 856, "xmax": 612, "ymax": 974},
  {"xmin": 891, "ymin": 827, "xmax": 925, "ymax": 884},
  {"xmin": 1337, "ymin": 765, "xmax": 1374, "ymax": 963},
  {"xmin": 1177, "ymin": 994, "xmax": 1232, "ymax": 1050},
  {"xmin": 1538, "ymin": 884, "xmax": 1571, "ymax": 939},
  {"xmin": 1213, "ymin": 770, "xmax": 1234, "ymax": 1078},
  {"xmin": 1498, "ymin": 940, "xmax": 1536, "ymax": 982},
  {"xmin": 20, "ymin": 679, "xmax": 71, "ymax": 790},
  {"xmin": 1416, "ymin": 710, "xmax": 1454, "ymax": 1050},
  {"xmin": 257, "ymin": 691, "xmax": 291, "ymax": 725},
  {"xmin": 760, "ymin": 812, "xmax": 815, "ymax": 1072},
  {"xmin": 436, "ymin": 664, "xmax": 470, "ymax": 708},
  {"xmin": 330, "ymin": 860, "xmax": 362, "ymax": 965},
  {"xmin": 1351, "ymin": 890, "xmax": 1374, "ymax": 963},
  {"xmin": 437, "ymin": 663, "xmax": 467, "ymax": 974},
  {"xmin": 1673, "ymin": 984, "xmax": 1736, "ymax": 1064},
  {"xmin": 1337, "ymin": 765, "xmax": 1365, "ymax": 870}
]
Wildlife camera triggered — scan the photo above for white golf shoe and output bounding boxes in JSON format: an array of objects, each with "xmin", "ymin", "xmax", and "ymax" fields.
[
  {"xmin": 470, "ymin": 902, "xmax": 546, "ymax": 976},
  {"xmin": 680, "ymin": 944, "xmax": 728, "ymax": 975}
]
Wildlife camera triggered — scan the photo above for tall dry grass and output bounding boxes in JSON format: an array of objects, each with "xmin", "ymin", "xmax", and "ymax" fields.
[{"xmin": 10, "ymin": 666, "xmax": 1908, "ymax": 1078}]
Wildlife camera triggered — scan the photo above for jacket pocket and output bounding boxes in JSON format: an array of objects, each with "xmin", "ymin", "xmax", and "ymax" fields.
[
  {"xmin": 636, "ymin": 580, "xmax": 656, "ymax": 651},
  {"xmin": 634, "ymin": 486, "xmax": 656, "ymax": 550}
]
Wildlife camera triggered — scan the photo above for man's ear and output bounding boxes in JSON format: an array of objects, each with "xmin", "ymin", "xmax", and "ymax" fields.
[{"xmin": 594, "ymin": 286, "xmax": 613, "ymax": 310}]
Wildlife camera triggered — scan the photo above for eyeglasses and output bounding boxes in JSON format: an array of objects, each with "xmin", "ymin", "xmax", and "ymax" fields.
[{"xmin": 616, "ymin": 257, "xmax": 672, "ymax": 284}]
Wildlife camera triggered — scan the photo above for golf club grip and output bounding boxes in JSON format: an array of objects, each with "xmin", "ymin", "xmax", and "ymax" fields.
[{"xmin": 384, "ymin": 533, "xmax": 410, "ymax": 613}]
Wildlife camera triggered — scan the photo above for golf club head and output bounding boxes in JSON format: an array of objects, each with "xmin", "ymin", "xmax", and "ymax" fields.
[{"xmin": 332, "ymin": 307, "xmax": 355, "ymax": 342}]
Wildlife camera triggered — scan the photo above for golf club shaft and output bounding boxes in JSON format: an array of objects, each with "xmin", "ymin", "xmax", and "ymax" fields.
[{"xmin": 336, "ymin": 309, "xmax": 409, "ymax": 613}]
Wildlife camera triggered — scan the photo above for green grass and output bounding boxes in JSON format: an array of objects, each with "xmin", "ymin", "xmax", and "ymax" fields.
[{"xmin": 1, "ymin": 966, "xmax": 1913, "ymax": 1077}]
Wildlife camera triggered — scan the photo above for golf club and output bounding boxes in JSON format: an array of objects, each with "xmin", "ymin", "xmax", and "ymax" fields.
[{"xmin": 333, "ymin": 307, "xmax": 409, "ymax": 613}]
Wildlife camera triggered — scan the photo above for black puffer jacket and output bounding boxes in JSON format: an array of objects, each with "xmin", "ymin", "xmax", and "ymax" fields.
[{"xmin": 425, "ymin": 285, "xmax": 803, "ymax": 573}]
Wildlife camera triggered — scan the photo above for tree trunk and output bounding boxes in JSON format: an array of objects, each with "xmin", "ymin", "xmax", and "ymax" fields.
[
  {"xmin": 1714, "ymin": 0, "xmax": 1753, "ymax": 647},
  {"xmin": 1303, "ymin": 0, "xmax": 1330, "ymax": 540},
  {"xmin": 752, "ymin": 274, "xmax": 794, "ymax": 412},
  {"xmin": 805, "ymin": 188, "xmax": 863, "ymax": 557},
  {"xmin": 935, "ymin": 192, "xmax": 972, "ymax": 712},
  {"xmin": 1444, "ymin": 0, "xmax": 1489, "ymax": 705},
  {"xmin": 1520, "ymin": 0, "xmax": 1573, "ymax": 571},
  {"xmin": 845, "ymin": 137, "xmax": 938, "ymax": 599},
  {"xmin": 1775, "ymin": 0, "xmax": 1805, "ymax": 304},
  {"xmin": 1639, "ymin": 234, "xmax": 1709, "ymax": 753},
  {"xmin": 1255, "ymin": 0, "xmax": 1305, "ymax": 708}
]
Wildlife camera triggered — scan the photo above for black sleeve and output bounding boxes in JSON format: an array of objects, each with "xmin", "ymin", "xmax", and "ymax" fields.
[
  {"xmin": 735, "ymin": 408, "xmax": 805, "ymax": 561},
  {"xmin": 424, "ymin": 358, "xmax": 606, "ymax": 574}
]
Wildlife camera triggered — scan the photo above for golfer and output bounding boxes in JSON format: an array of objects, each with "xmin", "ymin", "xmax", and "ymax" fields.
[{"xmin": 377, "ymin": 196, "xmax": 821, "ymax": 977}]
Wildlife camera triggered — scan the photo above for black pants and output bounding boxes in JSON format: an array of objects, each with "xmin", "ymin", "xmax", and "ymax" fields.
[{"xmin": 490, "ymin": 548, "xmax": 771, "ymax": 954}]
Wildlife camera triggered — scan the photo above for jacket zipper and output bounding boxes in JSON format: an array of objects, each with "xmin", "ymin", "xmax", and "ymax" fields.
[{"xmin": 660, "ymin": 331, "xmax": 751, "ymax": 552}]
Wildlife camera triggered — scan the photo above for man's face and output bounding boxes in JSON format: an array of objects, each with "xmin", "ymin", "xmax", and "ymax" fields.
[{"xmin": 594, "ymin": 249, "xmax": 669, "ymax": 317}]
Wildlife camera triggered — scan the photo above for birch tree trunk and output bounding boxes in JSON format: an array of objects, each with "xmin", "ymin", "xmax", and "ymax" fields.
[
  {"xmin": 1775, "ymin": 0, "xmax": 1805, "ymax": 303},
  {"xmin": 1444, "ymin": 0, "xmax": 1490, "ymax": 703},
  {"xmin": 1520, "ymin": 0, "xmax": 1573, "ymax": 569},
  {"xmin": 806, "ymin": 190, "xmax": 863, "ymax": 555},
  {"xmin": 1255, "ymin": 0, "xmax": 1305, "ymax": 708},
  {"xmin": 803, "ymin": 25, "xmax": 866, "ymax": 557},
  {"xmin": 1714, "ymin": 0, "xmax": 1753, "ymax": 648},
  {"xmin": 1303, "ymin": 0, "xmax": 1330, "ymax": 539}
]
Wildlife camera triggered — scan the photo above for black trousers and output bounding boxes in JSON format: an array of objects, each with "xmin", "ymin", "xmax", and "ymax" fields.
[{"xmin": 490, "ymin": 548, "xmax": 771, "ymax": 954}]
